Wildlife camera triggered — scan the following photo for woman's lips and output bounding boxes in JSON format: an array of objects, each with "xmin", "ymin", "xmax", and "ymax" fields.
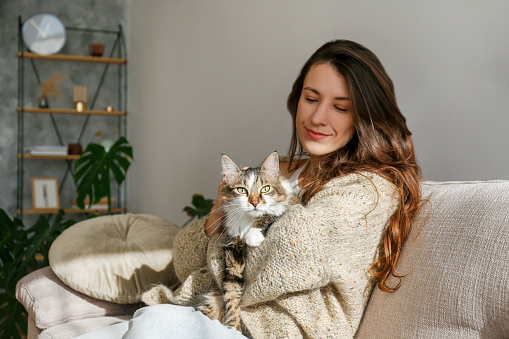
[{"xmin": 305, "ymin": 128, "xmax": 329, "ymax": 140}]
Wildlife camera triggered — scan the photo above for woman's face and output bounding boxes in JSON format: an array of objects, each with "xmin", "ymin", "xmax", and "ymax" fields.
[{"xmin": 296, "ymin": 63, "xmax": 355, "ymax": 161}]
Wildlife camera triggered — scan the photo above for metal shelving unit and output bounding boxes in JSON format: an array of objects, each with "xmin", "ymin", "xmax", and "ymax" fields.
[{"xmin": 16, "ymin": 16, "xmax": 129, "ymax": 220}]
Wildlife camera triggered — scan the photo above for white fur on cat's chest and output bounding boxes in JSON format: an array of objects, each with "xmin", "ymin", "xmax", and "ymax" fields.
[{"xmin": 225, "ymin": 215, "xmax": 265, "ymax": 247}]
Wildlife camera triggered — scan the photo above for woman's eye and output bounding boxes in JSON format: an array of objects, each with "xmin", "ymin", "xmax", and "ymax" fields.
[
  {"xmin": 334, "ymin": 106, "xmax": 348, "ymax": 112},
  {"xmin": 305, "ymin": 98, "xmax": 318, "ymax": 103},
  {"xmin": 261, "ymin": 186, "xmax": 270, "ymax": 193},
  {"xmin": 237, "ymin": 187, "xmax": 247, "ymax": 194}
]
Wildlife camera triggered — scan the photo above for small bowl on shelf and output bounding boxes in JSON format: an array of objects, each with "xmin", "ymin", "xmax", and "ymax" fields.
[
  {"xmin": 68, "ymin": 143, "xmax": 83, "ymax": 155},
  {"xmin": 89, "ymin": 43, "xmax": 104, "ymax": 57}
]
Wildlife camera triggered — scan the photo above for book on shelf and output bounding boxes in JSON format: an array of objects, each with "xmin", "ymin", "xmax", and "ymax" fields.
[{"xmin": 25, "ymin": 145, "xmax": 68, "ymax": 156}]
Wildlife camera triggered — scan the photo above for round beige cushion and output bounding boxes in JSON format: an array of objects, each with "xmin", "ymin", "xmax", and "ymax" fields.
[{"xmin": 49, "ymin": 214, "xmax": 181, "ymax": 304}]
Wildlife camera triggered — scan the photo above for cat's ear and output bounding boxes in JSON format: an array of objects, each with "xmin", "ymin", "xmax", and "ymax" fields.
[
  {"xmin": 261, "ymin": 151, "xmax": 279, "ymax": 179},
  {"xmin": 222, "ymin": 154, "xmax": 241, "ymax": 184}
]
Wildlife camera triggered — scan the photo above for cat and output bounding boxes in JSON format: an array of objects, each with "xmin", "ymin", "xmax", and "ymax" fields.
[{"xmin": 197, "ymin": 151, "xmax": 299, "ymax": 332}]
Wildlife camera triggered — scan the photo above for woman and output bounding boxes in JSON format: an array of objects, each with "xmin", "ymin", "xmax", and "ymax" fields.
[{"xmin": 80, "ymin": 39, "xmax": 421, "ymax": 339}]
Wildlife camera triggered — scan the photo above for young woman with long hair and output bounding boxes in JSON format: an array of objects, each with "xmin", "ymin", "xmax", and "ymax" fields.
[
  {"xmin": 80, "ymin": 39, "xmax": 421, "ymax": 339},
  {"xmin": 285, "ymin": 40, "xmax": 421, "ymax": 292}
]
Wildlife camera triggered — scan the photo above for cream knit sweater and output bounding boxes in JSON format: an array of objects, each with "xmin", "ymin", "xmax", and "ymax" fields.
[{"xmin": 142, "ymin": 172, "xmax": 399, "ymax": 338}]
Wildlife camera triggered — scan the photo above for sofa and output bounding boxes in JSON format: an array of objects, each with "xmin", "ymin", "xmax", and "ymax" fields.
[{"xmin": 16, "ymin": 180, "xmax": 509, "ymax": 338}]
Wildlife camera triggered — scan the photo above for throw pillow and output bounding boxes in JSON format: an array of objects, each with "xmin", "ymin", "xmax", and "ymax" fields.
[
  {"xmin": 49, "ymin": 213, "xmax": 181, "ymax": 304},
  {"xmin": 16, "ymin": 266, "xmax": 140, "ymax": 330}
]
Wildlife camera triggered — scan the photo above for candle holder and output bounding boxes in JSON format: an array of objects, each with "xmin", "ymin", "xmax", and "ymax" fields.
[{"xmin": 72, "ymin": 85, "xmax": 88, "ymax": 112}]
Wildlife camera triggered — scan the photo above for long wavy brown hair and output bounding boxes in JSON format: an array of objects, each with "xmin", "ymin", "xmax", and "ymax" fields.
[{"xmin": 287, "ymin": 40, "xmax": 421, "ymax": 292}]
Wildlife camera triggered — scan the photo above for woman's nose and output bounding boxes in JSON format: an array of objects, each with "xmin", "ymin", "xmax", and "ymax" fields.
[{"xmin": 310, "ymin": 103, "xmax": 328, "ymax": 125}]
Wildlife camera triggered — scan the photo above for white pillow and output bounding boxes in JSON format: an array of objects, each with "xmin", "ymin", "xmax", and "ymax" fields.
[
  {"xmin": 49, "ymin": 214, "xmax": 181, "ymax": 304},
  {"xmin": 16, "ymin": 267, "xmax": 139, "ymax": 330}
]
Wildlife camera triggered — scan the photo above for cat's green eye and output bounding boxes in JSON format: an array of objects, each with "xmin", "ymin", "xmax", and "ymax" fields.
[
  {"xmin": 261, "ymin": 185, "xmax": 270, "ymax": 193},
  {"xmin": 237, "ymin": 187, "xmax": 247, "ymax": 194}
]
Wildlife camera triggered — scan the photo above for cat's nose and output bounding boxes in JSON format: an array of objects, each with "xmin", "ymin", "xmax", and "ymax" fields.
[{"xmin": 251, "ymin": 201, "xmax": 259, "ymax": 207}]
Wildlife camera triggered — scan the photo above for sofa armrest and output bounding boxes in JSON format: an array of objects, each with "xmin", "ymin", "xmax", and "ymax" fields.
[
  {"xmin": 16, "ymin": 267, "xmax": 141, "ymax": 331},
  {"xmin": 356, "ymin": 180, "xmax": 509, "ymax": 338}
]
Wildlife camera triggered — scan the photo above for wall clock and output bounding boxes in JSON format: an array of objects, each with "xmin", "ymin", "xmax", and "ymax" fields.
[{"xmin": 22, "ymin": 13, "xmax": 66, "ymax": 55}]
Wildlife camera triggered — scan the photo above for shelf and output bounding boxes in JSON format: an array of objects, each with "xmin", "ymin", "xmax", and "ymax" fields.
[
  {"xmin": 17, "ymin": 154, "xmax": 81, "ymax": 159},
  {"xmin": 17, "ymin": 208, "xmax": 127, "ymax": 214},
  {"xmin": 17, "ymin": 107, "xmax": 128, "ymax": 116},
  {"xmin": 16, "ymin": 52, "xmax": 128, "ymax": 64},
  {"xmin": 16, "ymin": 22, "xmax": 128, "ymax": 221}
]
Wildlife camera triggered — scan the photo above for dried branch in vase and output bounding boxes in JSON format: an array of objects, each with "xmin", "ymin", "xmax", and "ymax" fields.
[{"xmin": 39, "ymin": 72, "xmax": 68, "ymax": 108}]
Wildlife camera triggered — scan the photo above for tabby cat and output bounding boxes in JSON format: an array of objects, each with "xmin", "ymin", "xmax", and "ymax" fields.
[{"xmin": 198, "ymin": 151, "xmax": 298, "ymax": 332}]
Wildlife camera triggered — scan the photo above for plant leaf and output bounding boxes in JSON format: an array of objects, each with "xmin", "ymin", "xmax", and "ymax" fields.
[
  {"xmin": 73, "ymin": 137, "xmax": 132, "ymax": 213},
  {"xmin": 182, "ymin": 194, "xmax": 215, "ymax": 226},
  {"xmin": 192, "ymin": 194, "xmax": 205, "ymax": 208},
  {"xmin": 182, "ymin": 206, "xmax": 196, "ymax": 217}
]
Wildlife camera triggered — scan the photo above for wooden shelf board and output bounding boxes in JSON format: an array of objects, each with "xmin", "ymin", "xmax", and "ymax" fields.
[
  {"xmin": 17, "ymin": 154, "xmax": 81, "ymax": 159},
  {"xmin": 16, "ymin": 52, "xmax": 128, "ymax": 64},
  {"xmin": 18, "ymin": 208, "xmax": 127, "ymax": 214},
  {"xmin": 17, "ymin": 107, "xmax": 127, "ymax": 116}
]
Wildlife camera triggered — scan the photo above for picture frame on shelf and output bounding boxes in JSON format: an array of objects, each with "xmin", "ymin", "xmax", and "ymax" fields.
[{"xmin": 31, "ymin": 177, "xmax": 60, "ymax": 211}]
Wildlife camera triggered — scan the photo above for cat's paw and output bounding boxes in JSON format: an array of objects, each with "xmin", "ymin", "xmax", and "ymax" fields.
[
  {"xmin": 245, "ymin": 228, "xmax": 265, "ymax": 247},
  {"xmin": 197, "ymin": 291, "xmax": 223, "ymax": 320}
]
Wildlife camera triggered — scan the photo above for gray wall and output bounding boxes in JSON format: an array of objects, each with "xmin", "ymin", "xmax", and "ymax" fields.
[
  {"xmin": 0, "ymin": 0, "xmax": 128, "ymax": 221},
  {"xmin": 2, "ymin": 1, "xmax": 508, "ymax": 226},
  {"xmin": 129, "ymin": 1, "xmax": 509, "ymax": 226}
]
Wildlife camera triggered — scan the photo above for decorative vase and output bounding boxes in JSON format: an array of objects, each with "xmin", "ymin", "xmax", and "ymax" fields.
[
  {"xmin": 38, "ymin": 96, "xmax": 49, "ymax": 108},
  {"xmin": 100, "ymin": 139, "xmax": 114, "ymax": 152}
]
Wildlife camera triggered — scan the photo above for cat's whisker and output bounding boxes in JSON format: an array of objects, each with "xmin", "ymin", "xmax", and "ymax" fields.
[
  {"xmin": 202, "ymin": 209, "xmax": 249, "ymax": 246},
  {"xmin": 224, "ymin": 209, "xmax": 247, "ymax": 223},
  {"xmin": 206, "ymin": 217, "xmax": 232, "ymax": 242},
  {"xmin": 204, "ymin": 219, "xmax": 224, "ymax": 235},
  {"xmin": 204, "ymin": 211, "xmax": 226, "ymax": 228},
  {"xmin": 206, "ymin": 208, "xmax": 221, "ymax": 217},
  {"xmin": 217, "ymin": 226, "xmax": 229, "ymax": 240}
]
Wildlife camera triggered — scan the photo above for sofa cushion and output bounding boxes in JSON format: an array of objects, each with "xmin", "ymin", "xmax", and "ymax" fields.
[
  {"xmin": 16, "ymin": 266, "xmax": 139, "ymax": 330},
  {"xmin": 356, "ymin": 180, "xmax": 509, "ymax": 338},
  {"xmin": 49, "ymin": 213, "xmax": 181, "ymax": 304},
  {"xmin": 38, "ymin": 315, "xmax": 130, "ymax": 339}
]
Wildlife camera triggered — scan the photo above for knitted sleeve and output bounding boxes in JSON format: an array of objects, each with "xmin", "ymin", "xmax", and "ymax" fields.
[
  {"xmin": 239, "ymin": 172, "xmax": 399, "ymax": 338},
  {"xmin": 172, "ymin": 217, "xmax": 210, "ymax": 283}
]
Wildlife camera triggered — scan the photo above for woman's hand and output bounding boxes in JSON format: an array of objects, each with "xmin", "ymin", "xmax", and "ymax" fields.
[{"xmin": 204, "ymin": 178, "xmax": 226, "ymax": 237}]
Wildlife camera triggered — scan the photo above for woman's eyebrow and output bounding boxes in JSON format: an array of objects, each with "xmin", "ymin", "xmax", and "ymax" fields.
[{"xmin": 303, "ymin": 87, "xmax": 350, "ymax": 101}]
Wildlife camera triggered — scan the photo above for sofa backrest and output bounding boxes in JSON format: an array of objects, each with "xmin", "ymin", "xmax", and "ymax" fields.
[{"xmin": 356, "ymin": 180, "xmax": 509, "ymax": 338}]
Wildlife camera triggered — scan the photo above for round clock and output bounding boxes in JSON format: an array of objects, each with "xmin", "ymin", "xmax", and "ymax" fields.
[{"xmin": 22, "ymin": 13, "xmax": 66, "ymax": 55}]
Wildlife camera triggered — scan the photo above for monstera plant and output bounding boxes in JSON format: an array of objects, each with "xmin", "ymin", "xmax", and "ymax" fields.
[
  {"xmin": 73, "ymin": 136, "xmax": 133, "ymax": 214},
  {"xmin": 0, "ymin": 209, "xmax": 75, "ymax": 338}
]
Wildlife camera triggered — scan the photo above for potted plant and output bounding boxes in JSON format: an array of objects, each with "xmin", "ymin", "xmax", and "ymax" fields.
[
  {"xmin": 73, "ymin": 136, "xmax": 133, "ymax": 214},
  {"xmin": 0, "ymin": 209, "xmax": 75, "ymax": 338}
]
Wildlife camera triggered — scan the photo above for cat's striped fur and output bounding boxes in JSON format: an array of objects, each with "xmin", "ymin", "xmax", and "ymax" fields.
[{"xmin": 197, "ymin": 152, "xmax": 298, "ymax": 332}]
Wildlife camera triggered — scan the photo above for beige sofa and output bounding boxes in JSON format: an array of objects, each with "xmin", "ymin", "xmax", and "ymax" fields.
[{"xmin": 16, "ymin": 180, "xmax": 509, "ymax": 338}]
